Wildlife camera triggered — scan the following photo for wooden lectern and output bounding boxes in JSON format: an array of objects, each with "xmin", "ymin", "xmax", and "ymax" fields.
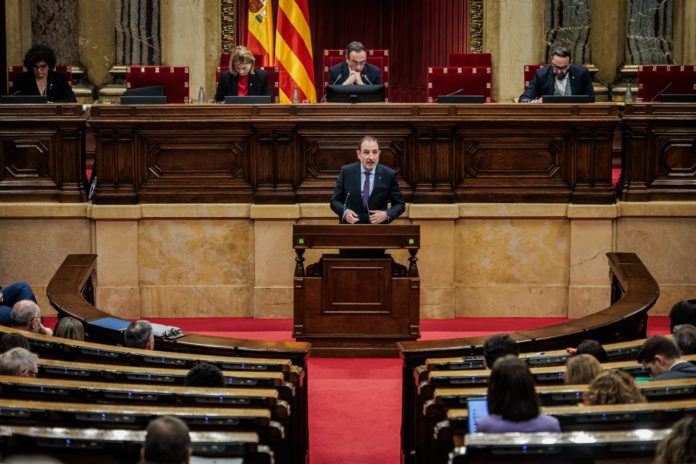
[{"xmin": 292, "ymin": 224, "xmax": 420, "ymax": 357}]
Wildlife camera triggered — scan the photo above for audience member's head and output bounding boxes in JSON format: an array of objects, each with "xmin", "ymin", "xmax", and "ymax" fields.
[
  {"xmin": 564, "ymin": 353, "xmax": 603, "ymax": 385},
  {"xmin": 0, "ymin": 333, "xmax": 31, "ymax": 352},
  {"xmin": 0, "ymin": 347, "xmax": 38, "ymax": 377},
  {"xmin": 186, "ymin": 362, "xmax": 224, "ymax": 387},
  {"xmin": 574, "ymin": 339, "xmax": 608, "ymax": 363},
  {"xmin": 53, "ymin": 317, "xmax": 85, "ymax": 341},
  {"xmin": 653, "ymin": 414, "xmax": 696, "ymax": 464},
  {"xmin": 673, "ymin": 324, "xmax": 696, "ymax": 355},
  {"xmin": 583, "ymin": 369, "xmax": 646, "ymax": 405},
  {"xmin": 11, "ymin": 300, "xmax": 52, "ymax": 336},
  {"xmin": 669, "ymin": 299, "xmax": 696, "ymax": 332},
  {"xmin": 636, "ymin": 336, "xmax": 682, "ymax": 378},
  {"xmin": 487, "ymin": 356, "xmax": 540, "ymax": 422},
  {"xmin": 482, "ymin": 333, "xmax": 519, "ymax": 369},
  {"xmin": 125, "ymin": 320, "xmax": 154, "ymax": 350},
  {"xmin": 142, "ymin": 415, "xmax": 191, "ymax": 464},
  {"xmin": 4, "ymin": 455, "xmax": 64, "ymax": 464}
]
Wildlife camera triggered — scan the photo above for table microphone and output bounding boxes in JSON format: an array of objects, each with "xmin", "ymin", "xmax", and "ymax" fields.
[
  {"xmin": 332, "ymin": 74, "xmax": 343, "ymax": 85},
  {"xmin": 341, "ymin": 192, "xmax": 351, "ymax": 224},
  {"xmin": 362, "ymin": 74, "xmax": 373, "ymax": 85},
  {"xmin": 435, "ymin": 88, "xmax": 465, "ymax": 102}
]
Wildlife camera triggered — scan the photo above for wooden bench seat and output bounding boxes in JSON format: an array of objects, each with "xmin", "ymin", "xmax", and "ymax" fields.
[{"xmin": 0, "ymin": 425, "xmax": 271, "ymax": 464}]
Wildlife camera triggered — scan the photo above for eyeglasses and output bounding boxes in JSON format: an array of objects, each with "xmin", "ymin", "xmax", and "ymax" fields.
[
  {"xmin": 33, "ymin": 63, "xmax": 49, "ymax": 70},
  {"xmin": 23, "ymin": 368, "xmax": 38, "ymax": 378},
  {"xmin": 552, "ymin": 64, "xmax": 569, "ymax": 72}
]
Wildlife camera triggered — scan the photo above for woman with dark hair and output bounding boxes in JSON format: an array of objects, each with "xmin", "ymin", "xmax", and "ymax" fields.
[
  {"xmin": 476, "ymin": 356, "xmax": 561, "ymax": 433},
  {"xmin": 12, "ymin": 45, "xmax": 76, "ymax": 102},
  {"xmin": 214, "ymin": 45, "xmax": 271, "ymax": 101},
  {"xmin": 654, "ymin": 415, "xmax": 696, "ymax": 464}
]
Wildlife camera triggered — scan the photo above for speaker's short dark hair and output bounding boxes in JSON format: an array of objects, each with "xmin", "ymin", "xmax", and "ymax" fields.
[
  {"xmin": 575, "ymin": 339, "xmax": 608, "ymax": 363},
  {"xmin": 636, "ymin": 336, "xmax": 681, "ymax": 363},
  {"xmin": 346, "ymin": 41, "xmax": 367, "ymax": 56},
  {"xmin": 143, "ymin": 415, "xmax": 190, "ymax": 463},
  {"xmin": 669, "ymin": 299, "xmax": 696, "ymax": 332},
  {"xmin": 186, "ymin": 362, "xmax": 225, "ymax": 387},
  {"xmin": 23, "ymin": 45, "xmax": 57, "ymax": 69},
  {"xmin": 551, "ymin": 46, "xmax": 572, "ymax": 59},
  {"xmin": 483, "ymin": 333, "xmax": 519, "ymax": 368}
]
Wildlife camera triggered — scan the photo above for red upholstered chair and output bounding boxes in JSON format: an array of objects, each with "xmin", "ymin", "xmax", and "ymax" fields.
[
  {"xmin": 448, "ymin": 53, "xmax": 492, "ymax": 67},
  {"xmin": 523, "ymin": 64, "xmax": 547, "ymax": 89},
  {"xmin": 215, "ymin": 65, "xmax": 280, "ymax": 103},
  {"xmin": 426, "ymin": 66, "xmax": 492, "ymax": 103},
  {"xmin": 7, "ymin": 64, "xmax": 73, "ymax": 93},
  {"xmin": 125, "ymin": 66, "xmax": 190, "ymax": 103},
  {"xmin": 637, "ymin": 65, "xmax": 696, "ymax": 101},
  {"xmin": 322, "ymin": 49, "xmax": 390, "ymax": 101}
]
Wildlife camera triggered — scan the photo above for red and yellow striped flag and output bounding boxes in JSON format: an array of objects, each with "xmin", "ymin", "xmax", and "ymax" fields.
[
  {"xmin": 275, "ymin": 0, "xmax": 317, "ymax": 103},
  {"xmin": 247, "ymin": 0, "xmax": 274, "ymax": 67}
]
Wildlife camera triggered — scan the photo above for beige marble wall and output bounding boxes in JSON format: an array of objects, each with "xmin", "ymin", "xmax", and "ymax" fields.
[
  {"xmin": 5, "ymin": 0, "xmax": 32, "ymax": 66},
  {"xmin": 591, "ymin": 0, "xmax": 626, "ymax": 86},
  {"xmin": 77, "ymin": 0, "xmax": 116, "ymax": 87}
]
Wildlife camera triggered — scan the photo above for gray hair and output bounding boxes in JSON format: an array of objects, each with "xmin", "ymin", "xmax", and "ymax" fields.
[
  {"xmin": 0, "ymin": 347, "xmax": 38, "ymax": 376},
  {"xmin": 346, "ymin": 41, "xmax": 367, "ymax": 56},
  {"xmin": 673, "ymin": 324, "xmax": 696, "ymax": 355},
  {"xmin": 125, "ymin": 320, "xmax": 154, "ymax": 349},
  {"xmin": 11, "ymin": 300, "xmax": 41, "ymax": 329}
]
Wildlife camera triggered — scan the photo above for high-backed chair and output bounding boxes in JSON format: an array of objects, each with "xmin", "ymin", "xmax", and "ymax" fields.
[
  {"xmin": 637, "ymin": 64, "xmax": 696, "ymax": 101},
  {"xmin": 523, "ymin": 64, "xmax": 546, "ymax": 89},
  {"xmin": 215, "ymin": 65, "xmax": 280, "ymax": 103},
  {"xmin": 426, "ymin": 66, "xmax": 492, "ymax": 103},
  {"xmin": 7, "ymin": 64, "xmax": 73, "ymax": 94},
  {"xmin": 448, "ymin": 53, "xmax": 492, "ymax": 67},
  {"xmin": 322, "ymin": 49, "xmax": 390, "ymax": 101},
  {"xmin": 125, "ymin": 66, "xmax": 189, "ymax": 103}
]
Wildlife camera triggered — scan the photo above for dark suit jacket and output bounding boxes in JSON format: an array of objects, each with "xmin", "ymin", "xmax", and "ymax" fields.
[
  {"xmin": 330, "ymin": 162, "xmax": 405, "ymax": 224},
  {"xmin": 519, "ymin": 64, "xmax": 595, "ymax": 102},
  {"xmin": 214, "ymin": 69, "xmax": 271, "ymax": 101},
  {"xmin": 13, "ymin": 70, "xmax": 76, "ymax": 102},
  {"xmin": 328, "ymin": 61, "xmax": 381, "ymax": 86},
  {"xmin": 653, "ymin": 361, "xmax": 696, "ymax": 380}
]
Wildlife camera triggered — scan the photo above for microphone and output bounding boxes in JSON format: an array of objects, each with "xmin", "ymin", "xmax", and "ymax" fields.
[
  {"xmin": 362, "ymin": 73, "xmax": 373, "ymax": 85},
  {"xmin": 332, "ymin": 74, "xmax": 343, "ymax": 85},
  {"xmin": 435, "ymin": 88, "xmax": 465, "ymax": 102},
  {"xmin": 650, "ymin": 82, "xmax": 673, "ymax": 102},
  {"xmin": 10, "ymin": 90, "xmax": 22, "ymax": 95},
  {"xmin": 341, "ymin": 192, "xmax": 351, "ymax": 224}
]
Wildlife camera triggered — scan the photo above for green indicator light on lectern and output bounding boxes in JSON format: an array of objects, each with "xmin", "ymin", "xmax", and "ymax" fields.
[
  {"xmin": 408, "ymin": 238, "xmax": 415, "ymax": 245},
  {"xmin": 298, "ymin": 238, "xmax": 305, "ymax": 245}
]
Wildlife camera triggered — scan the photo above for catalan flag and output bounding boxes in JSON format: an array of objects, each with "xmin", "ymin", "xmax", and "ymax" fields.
[
  {"xmin": 247, "ymin": 0, "xmax": 274, "ymax": 67},
  {"xmin": 275, "ymin": 0, "xmax": 317, "ymax": 103}
]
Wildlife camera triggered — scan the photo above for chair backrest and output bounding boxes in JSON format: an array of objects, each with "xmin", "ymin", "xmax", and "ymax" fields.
[
  {"xmin": 322, "ymin": 49, "xmax": 390, "ymax": 101},
  {"xmin": 125, "ymin": 66, "xmax": 189, "ymax": 103},
  {"xmin": 523, "ymin": 64, "xmax": 546, "ymax": 89},
  {"xmin": 426, "ymin": 66, "xmax": 492, "ymax": 103},
  {"xmin": 7, "ymin": 64, "xmax": 73, "ymax": 94},
  {"xmin": 215, "ymin": 66, "xmax": 280, "ymax": 103},
  {"xmin": 448, "ymin": 53, "xmax": 492, "ymax": 67},
  {"xmin": 637, "ymin": 64, "xmax": 696, "ymax": 101}
]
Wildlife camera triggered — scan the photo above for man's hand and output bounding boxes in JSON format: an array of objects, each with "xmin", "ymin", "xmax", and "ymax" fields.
[
  {"xmin": 0, "ymin": 292, "xmax": 3, "ymax": 303},
  {"xmin": 343, "ymin": 70, "xmax": 364, "ymax": 85},
  {"xmin": 344, "ymin": 209, "xmax": 360, "ymax": 224},
  {"xmin": 369, "ymin": 210, "xmax": 388, "ymax": 224}
]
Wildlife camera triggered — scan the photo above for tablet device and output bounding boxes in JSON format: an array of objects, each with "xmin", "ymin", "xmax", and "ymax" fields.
[
  {"xmin": 437, "ymin": 95, "xmax": 485, "ymax": 104},
  {"xmin": 0, "ymin": 95, "xmax": 49, "ymax": 104},
  {"xmin": 467, "ymin": 397, "xmax": 489, "ymax": 433},
  {"xmin": 542, "ymin": 95, "xmax": 594, "ymax": 104},
  {"xmin": 224, "ymin": 95, "xmax": 272, "ymax": 104}
]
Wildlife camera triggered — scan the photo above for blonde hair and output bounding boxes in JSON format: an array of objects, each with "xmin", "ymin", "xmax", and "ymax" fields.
[
  {"xmin": 583, "ymin": 369, "xmax": 646, "ymax": 405},
  {"xmin": 228, "ymin": 45, "xmax": 256, "ymax": 76},
  {"xmin": 54, "ymin": 317, "xmax": 85, "ymax": 341},
  {"xmin": 654, "ymin": 415, "xmax": 696, "ymax": 464},
  {"xmin": 565, "ymin": 354, "xmax": 602, "ymax": 385}
]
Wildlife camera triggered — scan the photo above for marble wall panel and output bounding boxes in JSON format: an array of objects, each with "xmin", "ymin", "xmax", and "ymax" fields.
[
  {"xmin": 114, "ymin": 0, "xmax": 161, "ymax": 65},
  {"xmin": 625, "ymin": 0, "xmax": 673, "ymax": 64},
  {"xmin": 32, "ymin": 0, "xmax": 80, "ymax": 64},
  {"xmin": 545, "ymin": 0, "xmax": 592, "ymax": 63}
]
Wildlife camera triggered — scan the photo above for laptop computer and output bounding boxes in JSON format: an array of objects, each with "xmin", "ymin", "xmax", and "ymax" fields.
[
  {"xmin": 437, "ymin": 95, "xmax": 486, "ymax": 104},
  {"xmin": 224, "ymin": 95, "xmax": 273, "ymax": 104},
  {"xmin": 120, "ymin": 95, "xmax": 167, "ymax": 104},
  {"xmin": 542, "ymin": 95, "xmax": 594, "ymax": 104},
  {"xmin": 0, "ymin": 95, "xmax": 49, "ymax": 104},
  {"xmin": 659, "ymin": 94, "xmax": 696, "ymax": 103},
  {"xmin": 467, "ymin": 397, "xmax": 489, "ymax": 433}
]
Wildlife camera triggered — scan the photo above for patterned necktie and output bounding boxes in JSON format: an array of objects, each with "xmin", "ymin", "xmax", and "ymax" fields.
[{"xmin": 362, "ymin": 171, "xmax": 371, "ymax": 209}]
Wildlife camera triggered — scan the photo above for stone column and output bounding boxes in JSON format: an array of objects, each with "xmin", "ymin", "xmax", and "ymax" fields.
[
  {"xmin": 32, "ymin": 0, "xmax": 80, "ymax": 64},
  {"xmin": 78, "ymin": 0, "xmax": 116, "ymax": 88},
  {"xmin": 673, "ymin": 0, "xmax": 696, "ymax": 63},
  {"xmin": 625, "ymin": 0, "xmax": 673, "ymax": 64},
  {"xmin": 5, "ymin": 0, "xmax": 32, "ymax": 66},
  {"xmin": 545, "ymin": 0, "xmax": 592, "ymax": 63},
  {"xmin": 591, "ymin": 0, "xmax": 626, "ymax": 86},
  {"xmin": 114, "ymin": 0, "xmax": 161, "ymax": 65}
]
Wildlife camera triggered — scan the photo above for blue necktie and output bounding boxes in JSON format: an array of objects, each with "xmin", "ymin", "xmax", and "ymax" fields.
[{"xmin": 362, "ymin": 171, "xmax": 371, "ymax": 209}]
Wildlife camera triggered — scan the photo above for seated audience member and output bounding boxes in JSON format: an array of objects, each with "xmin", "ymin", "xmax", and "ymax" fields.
[
  {"xmin": 141, "ymin": 415, "xmax": 192, "ymax": 464},
  {"xmin": 4, "ymin": 455, "xmax": 63, "ymax": 464},
  {"xmin": 566, "ymin": 338, "xmax": 609, "ymax": 362},
  {"xmin": 125, "ymin": 320, "xmax": 155, "ymax": 350},
  {"xmin": 0, "ymin": 333, "xmax": 31, "ymax": 352},
  {"xmin": 186, "ymin": 361, "xmax": 225, "ymax": 387},
  {"xmin": 0, "ymin": 347, "xmax": 38, "ymax": 377},
  {"xmin": 636, "ymin": 336, "xmax": 696, "ymax": 380},
  {"xmin": 53, "ymin": 316, "xmax": 85, "ymax": 341},
  {"xmin": 673, "ymin": 324, "xmax": 696, "ymax": 355},
  {"xmin": 214, "ymin": 45, "xmax": 271, "ymax": 102},
  {"xmin": 565, "ymin": 353, "xmax": 603, "ymax": 385},
  {"xmin": 11, "ymin": 300, "xmax": 53, "ymax": 336},
  {"xmin": 653, "ymin": 414, "xmax": 696, "ymax": 464},
  {"xmin": 13, "ymin": 45, "xmax": 76, "ymax": 102},
  {"xmin": 476, "ymin": 356, "xmax": 561, "ymax": 433},
  {"xmin": 328, "ymin": 41, "xmax": 381, "ymax": 86},
  {"xmin": 482, "ymin": 333, "xmax": 519, "ymax": 369},
  {"xmin": 0, "ymin": 282, "xmax": 37, "ymax": 326},
  {"xmin": 669, "ymin": 299, "xmax": 696, "ymax": 332},
  {"xmin": 519, "ymin": 46, "xmax": 595, "ymax": 103},
  {"xmin": 583, "ymin": 369, "xmax": 646, "ymax": 405}
]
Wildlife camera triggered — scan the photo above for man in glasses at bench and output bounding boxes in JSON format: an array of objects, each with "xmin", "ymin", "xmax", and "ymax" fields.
[
  {"xmin": 11, "ymin": 300, "xmax": 53, "ymax": 336},
  {"xmin": 519, "ymin": 46, "xmax": 595, "ymax": 103}
]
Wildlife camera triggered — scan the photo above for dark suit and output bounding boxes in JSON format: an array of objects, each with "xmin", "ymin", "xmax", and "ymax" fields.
[
  {"xmin": 652, "ymin": 361, "xmax": 696, "ymax": 380},
  {"xmin": 13, "ymin": 70, "xmax": 76, "ymax": 102},
  {"xmin": 330, "ymin": 162, "xmax": 405, "ymax": 224},
  {"xmin": 328, "ymin": 61, "xmax": 381, "ymax": 86},
  {"xmin": 214, "ymin": 69, "xmax": 271, "ymax": 101},
  {"xmin": 519, "ymin": 64, "xmax": 595, "ymax": 102},
  {"xmin": 0, "ymin": 282, "xmax": 37, "ymax": 326}
]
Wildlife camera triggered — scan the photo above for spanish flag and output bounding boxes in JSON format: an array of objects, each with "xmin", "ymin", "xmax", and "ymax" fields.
[
  {"xmin": 247, "ymin": 0, "xmax": 274, "ymax": 67},
  {"xmin": 275, "ymin": 0, "xmax": 317, "ymax": 103}
]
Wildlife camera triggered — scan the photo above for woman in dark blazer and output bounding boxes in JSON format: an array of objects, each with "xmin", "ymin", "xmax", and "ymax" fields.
[
  {"xmin": 13, "ymin": 45, "xmax": 76, "ymax": 103},
  {"xmin": 214, "ymin": 45, "xmax": 271, "ymax": 102}
]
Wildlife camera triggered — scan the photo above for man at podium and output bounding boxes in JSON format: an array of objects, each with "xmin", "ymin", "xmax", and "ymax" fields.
[{"xmin": 330, "ymin": 136, "xmax": 405, "ymax": 225}]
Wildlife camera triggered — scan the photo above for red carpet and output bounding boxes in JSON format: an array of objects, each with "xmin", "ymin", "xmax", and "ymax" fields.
[{"xmin": 45, "ymin": 315, "xmax": 669, "ymax": 463}]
